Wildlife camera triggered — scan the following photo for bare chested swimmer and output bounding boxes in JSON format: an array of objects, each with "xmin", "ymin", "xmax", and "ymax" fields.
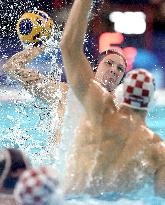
[
  {"xmin": 60, "ymin": 0, "xmax": 165, "ymax": 198},
  {"xmin": 3, "ymin": 24, "xmax": 126, "ymax": 144}
]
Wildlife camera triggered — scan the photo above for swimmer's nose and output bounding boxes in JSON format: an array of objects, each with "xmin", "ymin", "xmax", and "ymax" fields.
[{"xmin": 110, "ymin": 70, "xmax": 117, "ymax": 77}]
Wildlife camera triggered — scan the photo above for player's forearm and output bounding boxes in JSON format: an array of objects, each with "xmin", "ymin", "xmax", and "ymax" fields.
[
  {"xmin": 3, "ymin": 53, "xmax": 44, "ymax": 89},
  {"xmin": 3, "ymin": 47, "xmax": 44, "ymax": 74},
  {"xmin": 2, "ymin": 46, "xmax": 46, "ymax": 92},
  {"xmin": 60, "ymin": 0, "xmax": 93, "ymax": 51},
  {"xmin": 60, "ymin": 0, "xmax": 94, "ymax": 101}
]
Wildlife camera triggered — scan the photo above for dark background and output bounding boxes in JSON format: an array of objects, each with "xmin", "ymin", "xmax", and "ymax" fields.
[{"xmin": 0, "ymin": 0, "xmax": 164, "ymax": 86}]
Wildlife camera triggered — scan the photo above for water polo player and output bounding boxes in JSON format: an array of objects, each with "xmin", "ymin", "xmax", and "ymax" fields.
[
  {"xmin": 60, "ymin": 0, "xmax": 165, "ymax": 198},
  {"xmin": 3, "ymin": 7, "xmax": 127, "ymax": 147}
]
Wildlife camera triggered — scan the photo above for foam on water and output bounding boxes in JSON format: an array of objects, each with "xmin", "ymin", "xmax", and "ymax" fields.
[{"xmin": 1, "ymin": 87, "xmax": 165, "ymax": 204}]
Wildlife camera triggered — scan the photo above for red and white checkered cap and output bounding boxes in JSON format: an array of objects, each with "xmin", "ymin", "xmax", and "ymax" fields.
[
  {"xmin": 123, "ymin": 69, "xmax": 155, "ymax": 110},
  {"xmin": 14, "ymin": 166, "xmax": 62, "ymax": 205}
]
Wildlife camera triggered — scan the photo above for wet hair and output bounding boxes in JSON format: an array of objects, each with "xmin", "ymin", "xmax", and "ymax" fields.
[{"xmin": 0, "ymin": 148, "xmax": 30, "ymax": 189}]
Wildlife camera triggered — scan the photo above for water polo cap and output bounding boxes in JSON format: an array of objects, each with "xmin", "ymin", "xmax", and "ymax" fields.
[
  {"xmin": 14, "ymin": 167, "xmax": 62, "ymax": 205},
  {"xmin": 122, "ymin": 69, "xmax": 155, "ymax": 110}
]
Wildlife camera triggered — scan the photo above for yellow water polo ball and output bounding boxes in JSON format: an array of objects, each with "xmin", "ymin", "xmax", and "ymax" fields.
[{"xmin": 16, "ymin": 10, "xmax": 54, "ymax": 45}]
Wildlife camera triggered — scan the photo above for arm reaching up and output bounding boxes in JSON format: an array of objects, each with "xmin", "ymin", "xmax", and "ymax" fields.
[
  {"xmin": 3, "ymin": 46, "xmax": 44, "ymax": 88},
  {"xmin": 60, "ymin": 0, "xmax": 115, "ymax": 122},
  {"xmin": 60, "ymin": 0, "xmax": 94, "ymax": 101},
  {"xmin": 60, "ymin": 0, "xmax": 112, "ymax": 121},
  {"xmin": 3, "ymin": 46, "xmax": 68, "ymax": 104},
  {"xmin": 3, "ymin": 45, "xmax": 69, "ymax": 144}
]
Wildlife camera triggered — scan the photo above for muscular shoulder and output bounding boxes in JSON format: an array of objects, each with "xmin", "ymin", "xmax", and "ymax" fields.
[
  {"xmin": 84, "ymin": 80, "xmax": 117, "ymax": 123},
  {"xmin": 152, "ymin": 133, "xmax": 162, "ymax": 143},
  {"xmin": 88, "ymin": 80, "xmax": 117, "ymax": 111}
]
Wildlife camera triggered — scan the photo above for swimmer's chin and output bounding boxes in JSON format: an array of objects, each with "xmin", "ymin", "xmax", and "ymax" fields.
[
  {"xmin": 94, "ymin": 79, "xmax": 115, "ymax": 92},
  {"xmin": 100, "ymin": 82, "xmax": 114, "ymax": 92}
]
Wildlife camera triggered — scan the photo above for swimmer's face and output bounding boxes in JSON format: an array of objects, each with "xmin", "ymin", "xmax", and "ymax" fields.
[{"xmin": 95, "ymin": 53, "xmax": 126, "ymax": 92}]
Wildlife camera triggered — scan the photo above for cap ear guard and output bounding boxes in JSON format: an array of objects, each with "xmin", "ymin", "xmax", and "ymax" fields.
[{"xmin": 0, "ymin": 150, "xmax": 11, "ymax": 189}]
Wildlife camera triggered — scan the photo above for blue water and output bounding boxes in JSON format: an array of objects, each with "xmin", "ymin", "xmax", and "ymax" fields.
[
  {"xmin": 0, "ymin": 97, "xmax": 165, "ymax": 205},
  {"xmin": 0, "ymin": 99, "xmax": 55, "ymax": 165}
]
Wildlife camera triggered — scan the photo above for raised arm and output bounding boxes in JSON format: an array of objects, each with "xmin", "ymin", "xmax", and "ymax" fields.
[
  {"xmin": 3, "ymin": 47, "xmax": 44, "ymax": 88},
  {"xmin": 3, "ymin": 46, "xmax": 69, "ymax": 144},
  {"xmin": 2, "ymin": 46, "xmax": 68, "ymax": 104},
  {"xmin": 60, "ymin": 0, "xmax": 97, "ymax": 103},
  {"xmin": 60, "ymin": 0, "xmax": 111, "ymax": 119}
]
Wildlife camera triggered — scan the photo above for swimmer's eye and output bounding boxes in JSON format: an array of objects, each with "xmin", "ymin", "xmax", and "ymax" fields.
[
  {"xmin": 117, "ymin": 65, "xmax": 125, "ymax": 73},
  {"xmin": 105, "ymin": 60, "xmax": 125, "ymax": 73},
  {"xmin": 105, "ymin": 60, "xmax": 113, "ymax": 66}
]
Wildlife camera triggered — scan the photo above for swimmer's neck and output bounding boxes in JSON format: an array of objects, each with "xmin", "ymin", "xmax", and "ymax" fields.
[{"xmin": 119, "ymin": 105, "xmax": 147, "ymax": 122}]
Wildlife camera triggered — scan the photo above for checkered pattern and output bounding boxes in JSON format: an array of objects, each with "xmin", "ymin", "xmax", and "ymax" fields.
[
  {"xmin": 14, "ymin": 167, "xmax": 61, "ymax": 205},
  {"xmin": 123, "ymin": 69, "xmax": 155, "ymax": 110}
]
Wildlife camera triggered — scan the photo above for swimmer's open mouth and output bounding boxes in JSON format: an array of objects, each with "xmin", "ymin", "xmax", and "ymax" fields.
[
  {"xmin": 102, "ymin": 78, "xmax": 115, "ymax": 85},
  {"xmin": 103, "ymin": 71, "xmax": 116, "ymax": 84},
  {"xmin": 108, "ymin": 78, "xmax": 115, "ymax": 83},
  {"xmin": 129, "ymin": 95, "xmax": 143, "ymax": 102}
]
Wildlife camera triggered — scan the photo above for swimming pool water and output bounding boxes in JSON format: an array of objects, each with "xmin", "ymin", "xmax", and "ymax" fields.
[
  {"xmin": 0, "ymin": 99, "xmax": 56, "ymax": 165},
  {"xmin": 0, "ymin": 96, "xmax": 165, "ymax": 205}
]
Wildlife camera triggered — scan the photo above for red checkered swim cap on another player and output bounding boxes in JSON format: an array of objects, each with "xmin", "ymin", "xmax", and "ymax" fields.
[
  {"xmin": 122, "ymin": 69, "xmax": 155, "ymax": 110},
  {"xmin": 14, "ymin": 167, "xmax": 63, "ymax": 205}
]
